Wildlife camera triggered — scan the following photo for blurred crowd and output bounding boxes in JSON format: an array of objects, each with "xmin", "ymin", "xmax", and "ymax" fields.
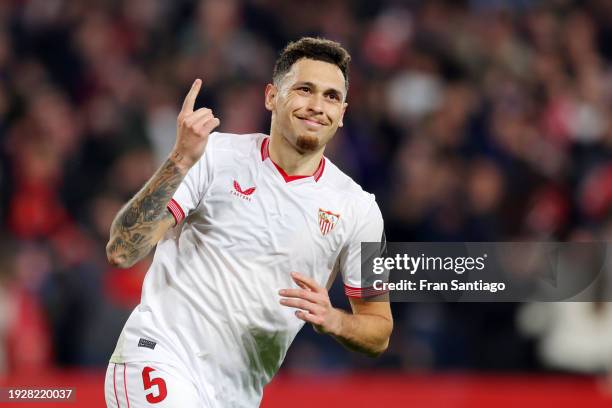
[{"xmin": 1, "ymin": 0, "xmax": 612, "ymax": 376}]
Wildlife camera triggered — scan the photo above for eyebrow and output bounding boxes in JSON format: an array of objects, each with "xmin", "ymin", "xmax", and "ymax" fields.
[{"xmin": 295, "ymin": 81, "xmax": 344, "ymax": 99}]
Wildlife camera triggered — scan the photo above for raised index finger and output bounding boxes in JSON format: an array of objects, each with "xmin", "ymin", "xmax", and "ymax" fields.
[{"xmin": 181, "ymin": 78, "xmax": 202, "ymax": 114}]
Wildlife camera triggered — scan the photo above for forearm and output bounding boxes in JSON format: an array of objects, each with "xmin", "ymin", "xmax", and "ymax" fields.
[
  {"xmin": 329, "ymin": 309, "xmax": 393, "ymax": 357},
  {"xmin": 106, "ymin": 152, "xmax": 190, "ymax": 268},
  {"xmin": 279, "ymin": 273, "xmax": 393, "ymax": 357}
]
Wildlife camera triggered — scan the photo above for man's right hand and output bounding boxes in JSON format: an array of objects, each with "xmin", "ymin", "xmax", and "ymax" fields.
[
  {"xmin": 171, "ymin": 78, "xmax": 221, "ymax": 172},
  {"xmin": 107, "ymin": 79, "xmax": 219, "ymax": 268}
]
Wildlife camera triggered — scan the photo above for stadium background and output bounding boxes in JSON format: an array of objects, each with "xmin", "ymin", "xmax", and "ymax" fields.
[{"xmin": 1, "ymin": 0, "xmax": 612, "ymax": 406}]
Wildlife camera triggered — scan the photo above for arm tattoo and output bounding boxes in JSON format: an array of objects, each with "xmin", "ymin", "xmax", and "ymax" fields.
[{"xmin": 107, "ymin": 158, "xmax": 186, "ymax": 267}]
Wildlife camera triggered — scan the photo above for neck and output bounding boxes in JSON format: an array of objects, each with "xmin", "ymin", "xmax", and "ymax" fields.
[{"xmin": 268, "ymin": 132, "xmax": 324, "ymax": 176}]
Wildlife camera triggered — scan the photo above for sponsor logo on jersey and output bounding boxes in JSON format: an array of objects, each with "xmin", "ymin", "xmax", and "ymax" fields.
[
  {"xmin": 138, "ymin": 338, "xmax": 157, "ymax": 350},
  {"xmin": 231, "ymin": 180, "xmax": 256, "ymax": 201},
  {"xmin": 318, "ymin": 208, "xmax": 340, "ymax": 235}
]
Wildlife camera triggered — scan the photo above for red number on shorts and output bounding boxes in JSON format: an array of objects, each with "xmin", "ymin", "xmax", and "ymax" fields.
[{"xmin": 142, "ymin": 366, "xmax": 168, "ymax": 403}]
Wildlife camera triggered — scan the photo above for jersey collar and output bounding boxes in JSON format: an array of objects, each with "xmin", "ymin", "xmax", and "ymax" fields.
[{"xmin": 261, "ymin": 137, "xmax": 325, "ymax": 183}]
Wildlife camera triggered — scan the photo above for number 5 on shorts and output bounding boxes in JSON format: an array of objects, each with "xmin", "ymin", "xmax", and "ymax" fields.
[{"xmin": 142, "ymin": 367, "xmax": 168, "ymax": 403}]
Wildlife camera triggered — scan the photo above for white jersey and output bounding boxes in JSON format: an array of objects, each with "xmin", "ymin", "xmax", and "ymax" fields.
[{"xmin": 110, "ymin": 132, "xmax": 384, "ymax": 407}]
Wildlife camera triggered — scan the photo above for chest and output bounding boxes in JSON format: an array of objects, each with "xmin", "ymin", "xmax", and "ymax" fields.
[{"xmin": 193, "ymin": 162, "xmax": 351, "ymax": 259}]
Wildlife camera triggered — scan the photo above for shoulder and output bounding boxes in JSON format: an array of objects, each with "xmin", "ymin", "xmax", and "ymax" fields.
[
  {"xmin": 207, "ymin": 132, "xmax": 265, "ymax": 157},
  {"xmin": 322, "ymin": 158, "xmax": 380, "ymax": 217}
]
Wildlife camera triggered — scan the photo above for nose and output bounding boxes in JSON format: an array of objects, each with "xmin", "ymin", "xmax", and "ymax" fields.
[{"xmin": 307, "ymin": 93, "xmax": 324, "ymax": 114}]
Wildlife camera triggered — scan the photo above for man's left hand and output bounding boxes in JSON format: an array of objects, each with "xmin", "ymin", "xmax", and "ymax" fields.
[{"xmin": 279, "ymin": 272, "xmax": 343, "ymax": 335}]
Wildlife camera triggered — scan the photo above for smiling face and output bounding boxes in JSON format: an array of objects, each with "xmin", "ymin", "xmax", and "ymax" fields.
[{"xmin": 265, "ymin": 58, "xmax": 348, "ymax": 153}]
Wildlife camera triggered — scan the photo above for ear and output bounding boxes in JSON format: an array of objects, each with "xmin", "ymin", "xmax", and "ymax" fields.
[
  {"xmin": 264, "ymin": 84, "xmax": 277, "ymax": 112},
  {"xmin": 338, "ymin": 102, "xmax": 348, "ymax": 128}
]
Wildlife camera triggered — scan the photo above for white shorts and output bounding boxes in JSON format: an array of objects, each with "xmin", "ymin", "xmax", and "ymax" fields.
[{"xmin": 104, "ymin": 361, "xmax": 205, "ymax": 407}]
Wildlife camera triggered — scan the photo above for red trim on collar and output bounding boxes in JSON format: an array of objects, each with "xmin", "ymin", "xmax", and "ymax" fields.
[
  {"xmin": 260, "ymin": 137, "xmax": 325, "ymax": 183},
  {"xmin": 272, "ymin": 161, "xmax": 309, "ymax": 182},
  {"xmin": 312, "ymin": 157, "xmax": 326, "ymax": 181},
  {"xmin": 261, "ymin": 137, "xmax": 270, "ymax": 161}
]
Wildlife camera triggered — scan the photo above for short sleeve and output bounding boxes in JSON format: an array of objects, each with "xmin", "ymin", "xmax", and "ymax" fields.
[
  {"xmin": 166, "ymin": 134, "xmax": 216, "ymax": 225},
  {"xmin": 340, "ymin": 198, "xmax": 388, "ymax": 298}
]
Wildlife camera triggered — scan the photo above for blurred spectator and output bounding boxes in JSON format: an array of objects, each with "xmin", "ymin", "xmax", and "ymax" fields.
[
  {"xmin": 0, "ymin": 238, "xmax": 52, "ymax": 375},
  {"xmin": 517, "ymin": 221, "xmax": 612, "ymax": 374}
]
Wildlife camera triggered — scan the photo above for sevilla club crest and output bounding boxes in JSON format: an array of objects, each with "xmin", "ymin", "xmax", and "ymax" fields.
[{"xmin": 318, "ymin": 208, "xmax": 340, "ymax": 235}]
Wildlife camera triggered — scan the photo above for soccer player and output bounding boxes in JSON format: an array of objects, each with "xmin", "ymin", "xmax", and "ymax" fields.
[{"xmin": 104, "ymin": 37, "xmax": 392, "ymax": 407}]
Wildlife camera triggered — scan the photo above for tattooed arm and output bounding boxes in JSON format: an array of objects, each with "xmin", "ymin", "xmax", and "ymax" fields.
[
  {"xmin": 106, "ymin": 79, "xmax": 220, "ymax": 268},
  {"xmin": 105, "ymin": 155, "xmax": 187, "ymax": 268}
]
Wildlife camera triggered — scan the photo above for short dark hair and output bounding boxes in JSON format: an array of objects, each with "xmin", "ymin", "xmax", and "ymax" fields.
[{"xmin": 273, "ymin": 37, "xmax": 351, "ymax": 92}]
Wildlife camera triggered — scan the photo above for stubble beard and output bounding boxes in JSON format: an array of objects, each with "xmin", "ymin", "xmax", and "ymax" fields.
[{"xmin": 295, "ymin": 134, "xmax": 320, "ymax": 151}]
